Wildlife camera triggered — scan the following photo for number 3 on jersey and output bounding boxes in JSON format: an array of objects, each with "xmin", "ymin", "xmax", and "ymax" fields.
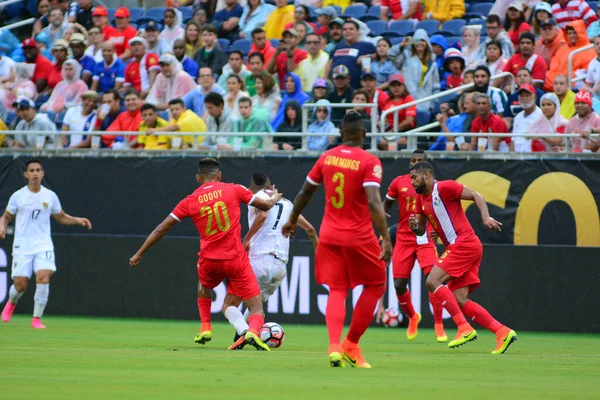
[
  {"xmin": 331, "ymin": 172, "xmax": 345, "ymax": 209},
  {"xmin": 200, "ymin": 201, "xmax": 231, "ymax": 235}
]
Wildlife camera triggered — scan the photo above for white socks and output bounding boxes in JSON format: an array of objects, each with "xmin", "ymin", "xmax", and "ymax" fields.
[
  {"xmin": 224, "ymin": 306, "xmax": 249, "ymax": 335},
  {"xmin": 33, "ymin": 284, "xmax": 49, "ymax": 318},
  {"xmin": 243, "ymin": 308, "xmax": 250, "ymax": 322},
  {"xmin": 9, "ymin": 285, "xmax": 24, "ymax": 304}
]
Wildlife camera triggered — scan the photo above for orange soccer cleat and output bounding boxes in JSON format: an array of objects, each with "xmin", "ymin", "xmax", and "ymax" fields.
[
  {"xmin": 407, "ymin": 313, "xmax": 422, "ymax": 341},
  {"xmin": 434, "ymin": 323, "xmax": 448, "ymax": 343},
  {"xmin": 448, "ymin": 325, "xmax": 477, "ymax": 348},
  {"xmin": 492, "ymin": 327, "xmax": 517, "ymax": 354},
  {"xmin": 341, "ymin": 339, "xmax": 371, "ymax": 369}
]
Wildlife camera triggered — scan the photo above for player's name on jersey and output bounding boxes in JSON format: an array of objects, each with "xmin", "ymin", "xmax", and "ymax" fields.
[
  {"xmin": 323, "ymin": 156, "xmax": 360, "ymax": 171},
  {"xmin": 198, "ymin": 189, "xmax": 223, "ymax": 204}
]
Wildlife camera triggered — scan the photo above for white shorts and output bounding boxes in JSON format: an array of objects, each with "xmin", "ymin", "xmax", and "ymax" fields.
[
  {"xmin": 249, "ymin": 254, "xmax": 287, "ymax": 302},
  {"xmin": 11, "ymin": 251, "xmax": 57, "ymax": 279}
]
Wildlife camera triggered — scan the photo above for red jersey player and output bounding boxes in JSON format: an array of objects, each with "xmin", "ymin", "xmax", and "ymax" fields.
[
  {"xmin": 382, "ymin": 150, "xmax": 447, "ymax": 343},
  {"xmin": 408, "ymin": 161, "xmax": 517, "ymax": 354},
  {"xmin": 282, "ymin": 112, "xmax": 393, "ymax": 368},
  {"xmin": 129, "ymin": 158, "xmax": 282, "ymax": 351}
]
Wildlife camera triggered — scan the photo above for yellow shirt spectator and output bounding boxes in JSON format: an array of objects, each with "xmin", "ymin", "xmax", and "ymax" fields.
[
  {"xmin": 323, "ymin": 0, "xmax": 351, "ymax": 12},
  {"xmin": 559, "ymin": 90, "xmax": 576, "ymax": 120},
  {"xmin": 264, "ymin": 2, "xmax": 295, "ymax": 39},
  {"xmin": 423, "ymin": 0, "xmax": 465, "ymax": 23},
  {"xmin": 0, "ymin": 118, "xmax": 7, "ymax": 147},
  {"xmin": 170, "ymin": 109, "xmax": 207, "ymax": 148},
  {"xmin": 138, "ymin": 118, "xmax": 171, "ymax": 150}
]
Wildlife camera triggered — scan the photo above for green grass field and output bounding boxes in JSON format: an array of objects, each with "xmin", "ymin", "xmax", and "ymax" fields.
[{"xmin": 1, "ymin": 316, "xmax": 599, "ymax": 399}]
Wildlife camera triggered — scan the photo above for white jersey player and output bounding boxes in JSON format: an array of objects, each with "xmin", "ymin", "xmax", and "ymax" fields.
[
  {"xmin": 0, "ymin": 160, "xmax": 92, "ymax": 329},
  {"xmin": 225, "ymin": 173, "xmax": 318, "ymax": 350}
]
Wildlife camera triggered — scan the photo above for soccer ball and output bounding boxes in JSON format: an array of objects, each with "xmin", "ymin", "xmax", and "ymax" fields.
[
  {"xmin": 259, "ymin": 322, "xmax": 285, "ymax": 348},
  {"xmin": 382, "ymin": 307, "xmax": 403, "ymax": 328}
]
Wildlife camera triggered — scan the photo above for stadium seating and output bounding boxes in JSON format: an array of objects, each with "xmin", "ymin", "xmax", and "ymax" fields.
[
  {"xmin": 179, "ymin": 7, "xmax": 193, "ymax": 21},
  {"xmin": 130, "ymin": 8, "xmax": 145, "ymax": 23},
  {"xmin": 591, "ymin": 2, "xmax": 599, "ymax": 14},
  {"xmin": 470, "ymin": 2, "xmax": 494, "ymax": 16},
  {"xmin": 145, "ymin": 7, "xmax": 166, "ymax": 20},
  {"xmin": 108, "ymin": 8, "xmax": 117, "ymax": 21},
  {"xmin": 390, "ymin": 20, "xmax": 414, "ymax": 35},
  {"xmin": 230, "ymin": 39, "xmax": 251, "ymax": 55},
  {"xmin": 271, "ymin": 39, "xmax": 280, "ymax": 48},
  {"xmin": 342, "ymin": 4, "xmax": 368, "ymax": 18},
  {"xmin": 441, "ymin": 19, "xmax": 466, "ymax": 35},
  {"xmin": 367, "ymin": 20, "xmax": 387, "ymax": 37},
  {"xmin": 158, "ymin": 111, "xmax": 170, "ymax": 121},
  {"xmin": 218, "ymin": 38, "xmax": 230, "ymax": 51},
  {"xmin": 416, "ymin": 110, "xmax": 432, "ymax": 129},
  {"xmin": 367, "ymin": 5, "xmax": 381, "ymax": 18},
  {"xmin": 416, "ymin": 20, "xmax": 441, "ymax": 36}
]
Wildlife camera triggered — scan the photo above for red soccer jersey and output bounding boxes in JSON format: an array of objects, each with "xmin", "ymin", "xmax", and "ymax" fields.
[
  {"xmin": 503, "ymin": 53, "xmax": 547, "ymax": 86},
  {"xmin": 383, "ymin": 95, "xmax": 416, "ymax": 128},
  {"xmin": 275, "ymin": 49, "xmax": 308, "ymax": 89},
  {"xmin": 471, "ymin": 113, "xmax": 511, "ymax": 147},
  {"xmin": 307, "ymin": 145, "xmax": 383, "ymax": 246},
  {"xmin": 170, "ymin": 181, "xmax": 255, "ymax": 260},
  {"xmin": 124, "ymin": 53, "xmax": 160, "ymax": 92},
  {"xmin": 29, "ymin": 54, "xmax": 53, "ymax": 83},
  {"xmin": 446, "ymin": 74, "xmax": 463, "ymax": 89},
  {"xmin": 386, "ymin": 174, "xmax": 431, "ymax": 245},
  {"xmin": 415, "ymin": 180, "xmax": 477, "ymax": 247},
  {"xmin": 108, "ymin": 25, "xmax": 138, "ymax": 56}
]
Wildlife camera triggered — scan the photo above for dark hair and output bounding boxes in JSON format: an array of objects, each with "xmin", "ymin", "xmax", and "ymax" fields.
[
  {"xmin": 464, "ymin": 69, "xmax": 475, "ymax": 77},
  {"xmin": 504, "ymin": 6, "xmax": 526, "ymax": 31},
  {"xmin": 409, "ymin": 161, "xmax": 434, "ymax": 174},
  {"xmin": 485, "ymin": 39, "xmax": 503, "ymax": 61},
  {"xmin": 486, "ymin": 14, "xmax": 501, "ymax": 26},
  {"xmin": 517, "ymin": 67, "xmax": 532, "ymax": 76},
  {"xmin": 230, "ymin": 49, "xmax": 244, "ymax": 59},
  {"xmin": 518, "ymin": 31, "xmax": 535, "ymax": 45},
  {"xmin": 238, "ymin": 96, "xmax": 252, "ymax": 106},
  {"xmin": 251, "ymin": 173, "xmax": 270, "ymax": 187},
  {"xmin": 168, "ymin": 98, "xmax": 185, "ymax": 107},
  {"xmin": 198, "ymin": 158, "xmax": 220, "ymax": 176},
  {"xmin": 375, "ymin": 37, "xmax": 392, "ymax": 62},
  {"xmin": 104, "ymin": 89, "xmax": 121, "ymax": 101},
  {"xmin": 248, "ymin": 51, "xmax": 264, "ymax": 63},
  {"xmin": 227, "ymin": 74, "xmax": 245, "ymax": 91},
  {"xmin": 340, "ymin": 110, "xmax": 365, "ymax": 136},
  {"xmin": 26, "ymin": 159, "xmax": 43, "ymax": 169},
  {"xmin": 411, "ymin": 149, "xmax": 428, "ymax": 161},
  {"xmin": 343, "ymin": 19, "xmax": 360, "ymax": 30},
  {"xmin": 48, "ymin": 6, "xmax": 63, "ymax": 16},
  {"xmin": 251, "ymin": 28, "xmax": 265, "ymax": 37},
  {"xmin": 296, "ymin": 4, "xmax": 310, "ymax": 18},
  {"xmin": 141, "ymin": 103, "xmax": 157, "ymax": 112},
  {"xmin": 306, "ymin": 32, "xmax": 320, "ymax": 41},
  {"xmin": 256, "ymin": 71, "xmax": 275, "ymax": 94},
  {"xmin": 474, "ymin": 65, "xmax": 491, "ymax": 77},
  {"xmin": 204, "ymin": 24, "xmax": 218, "ymax": 35},
  {"xmin": 124, "ymin": 88, "xmax": 141, "ymax": 98},
  {"xmin": 164, "ymin": 8, "xmax": 176, "ymax": 17},
  {"xmin": 352, "ymin": 88, "xmax": 370, "ymax": 101},
  {"xmin": 204, "ymin": 92, "xmax": 224, "ymax": 107}
]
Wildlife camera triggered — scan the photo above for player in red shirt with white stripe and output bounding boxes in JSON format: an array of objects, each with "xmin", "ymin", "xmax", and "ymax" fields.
[
  {"xmin": 383, "ymin": 150, "xmax": 447, "ymax": 343},
  {"xmin": 408, "ymin": 162, "xmax": 517, "ymax": 354},
  {"xmin": 129, "ymin": 158, "xmax": 282, "ymax": 351},
  {"xmin": 283, "ymin": 112, "xmax": 392, "ymax": 368}
]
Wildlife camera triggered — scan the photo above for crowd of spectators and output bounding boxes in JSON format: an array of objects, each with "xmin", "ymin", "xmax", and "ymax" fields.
[{"xmin": 0, "ymin": 0, "xmax": 599, "ymax": 152}]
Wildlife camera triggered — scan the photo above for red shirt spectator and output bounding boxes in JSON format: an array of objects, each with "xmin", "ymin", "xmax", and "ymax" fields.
[
  {"xmin": 381, "ymin": 0, "xmax": 422, "ymax": 21},
  {"xmin": 552, "ymin": 0, "xmax": 599, "ymax": 29},
  {"xmin": 471, "ymin": 92, "xmax": 511, "ymax": 151},
  {"xmin": 108, "ymin": 7, "xmax": 138, "ymax": 58},
  {"xmin": 503, "ymin": 32, "xmax": 547, "ymax": 88},
  {"xmin": 91, "ymin": 6, "xmax": 118, "ymax": 41},
  {"xmin": 246, "ymin": 29, "xmax": 277, "ymax": 69},
  {"xmin": 383, "ymin": 74, "xmax": 416, "ymax": 129},
  {"xmin": 22, "ymin": 39, "xmax": 53, "ymax": 87},
  {"xmin": 267, "ymin": 29, "xmax": 308, "ymax": 90},
  {"xmin": 103, "ymin": 90, "xmax": 143, "ymax": 147},
  {"xmin": 124, "ymin": 38, "xmax": 160, "ymax": 93},
  {"xmin": 504, "ymin": 2, "xmax": 531, "ymax": 48}
]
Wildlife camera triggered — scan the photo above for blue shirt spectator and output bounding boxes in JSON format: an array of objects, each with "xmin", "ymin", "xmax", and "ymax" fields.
[
  {"xmin": 92, "ymin": 49, "xmax": 126, "ymax": 94},
  {"xmin": 328, "ymin": 22, "xmax": 376, "ymax": 90},
  {"xmin": 183, "ymin": 88, "xmax": 207, "ymax": 118},
  {"xmin": 213, "ymin": 1, "xmax": 244, "ymax": 42}
]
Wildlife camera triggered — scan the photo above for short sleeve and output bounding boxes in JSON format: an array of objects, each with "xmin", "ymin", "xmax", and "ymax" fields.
[
  {"xmin": 386, "ymin": 178, "xmax": 399, "ymax": 200},
  {"xmin": 170, "ymin": 198, "xmax": 190, "ymax": 221},
  {"xmin": 5, "ymin": 192, "xmax": 18, "ymax": 215},
  {"xmin": 439, "ymin": 180, "xmax": 463, "ymax": 201},
  {"xmin": 306, "ymin": 157, "xmax": 324, "ymax": 185},
  {"xmin": 363, "ymin": 156, "xmax": 383, "ymax": 187},
  {"xmin": 50, "ymin": 192, "xmax": 62, "ymax": 214},
  {"xmin": 531, "ymin": 57, "xmax": 547, "ymax": 83},
  {"xmin": 235, "ymin": 184, "xmax": 255, "ymax": 205}
]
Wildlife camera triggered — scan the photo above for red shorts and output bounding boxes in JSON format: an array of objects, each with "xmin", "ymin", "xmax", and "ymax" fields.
[
  {"xmin": 197, "ymin": 252, "xmax": 261, "ymax": 300},
  {"xmin": 392, "ymin": 242, "xmax": 437, "ymax": 279},
  {"xmin": 316, "ymin": 238, "xmax": 386, "ymax": 289},
  {"xmin": 437, "ymin": 243, "xmax": 482, "ymax": 293}
]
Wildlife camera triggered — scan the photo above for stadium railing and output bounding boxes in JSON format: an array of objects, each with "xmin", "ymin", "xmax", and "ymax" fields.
[
  {"xmin": 568, "ymin": 44, "xmax": 594, "ymax": 89},
  {"xmin": 1, "ymin": 130, "xmax": 597, "ymax": 156},
  {"xmin": 380, "ymin": 72, "xmax": 516, "ymax": 150},
  {"xmin": 0, "ymin": 17, "xmax": 36, "ymax": 31}
]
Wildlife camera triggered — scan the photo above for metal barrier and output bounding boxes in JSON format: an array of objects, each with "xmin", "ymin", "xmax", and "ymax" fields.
[
  {"xmin": 301, "ymin": 102, "xmax": 379, "ymax": 150},
  {"xmin": 2, "ymin": 129, "xmax": 597, "ymax": 154},
  {"xmin": 1, "ymin": 17, "xmax": 36, "ymax": 31},
  {"xmin": 380, "ymin": 72, "xmax": 516, "ymax": 149},
  {"xmin": 568, "ymin": 44, "xmax": 594, "ymax": 89}
]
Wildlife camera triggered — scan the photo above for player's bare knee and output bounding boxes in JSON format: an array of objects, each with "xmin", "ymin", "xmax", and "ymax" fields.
[
  {"xmin": 14, "ymin": 279, "xmax": 28, "ymax": 292},
  {"xmin": 394, "ymin": 278, "xmax": 409, "ymax": 295},
  {"xmin": 425, "ymin": 276, "xmax": 440, "ymax": 293},
  {"xmin": 245, "ymin": 296, "xmax": 264, "ymax": 316},
  {"xmin": 454, "ymin": 293, "xmax": 468, "ymax": 308}
]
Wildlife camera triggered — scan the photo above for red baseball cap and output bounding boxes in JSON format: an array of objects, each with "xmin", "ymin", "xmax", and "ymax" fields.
[
  {"xmin": 389, "ymin": 74, "xmax": 405, "ymax": 84},
  {"xmin": 22, "ymin": 38, "xmax": 37, "ymax": 48},
  {"xmin": 114, "ymin": 7, "xmax": 130, "ymax": 18},
  {"xmin": 517, "ymin": 84, "xmax": 535, "ymax": 94},
  {"xmin": 92, "ymin": 6, "xmax": 108, "ymax": 16},
  {"xmin": 575, "ymin": 91, "xmax": 593, "ymax": 106}
]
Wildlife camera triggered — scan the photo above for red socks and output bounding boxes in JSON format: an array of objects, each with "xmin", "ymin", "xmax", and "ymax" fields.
[
  {"xmin": 247, "ymin": 314, "xmax": 265, "ymax": 335},
  {"xmin": 326, "ymin": 289, "xmax": 347, "ymax": 348},
  {"xmin": 346, "ymin": 284, "xmax": 386, "ymax": 344},
  {"xmin": 462, "ymin": 300, "xmax": 503, "ymax": 334},
  {"xmin": 197, "ymin": 298, "xmax": 212, "ymax": 332},
  {"xmin": 429, "ymin": 292, "xmax": 444, "ymax": 324},
  {"xmin": 432, "ymin": 285, "xmax": 469, "ymax": 328},
  {"xmin": 396, "ymin": 291, "xmax": 416, "ymax": 319}
]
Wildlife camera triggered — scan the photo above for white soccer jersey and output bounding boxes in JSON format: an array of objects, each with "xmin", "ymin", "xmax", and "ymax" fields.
[
  {"xmin": 5, "ymin": 185, "xmax": 62, "ymax": 255},
  {"xmin": 247, "ymin": 190, "xmax": 292, "ymax": 262}
]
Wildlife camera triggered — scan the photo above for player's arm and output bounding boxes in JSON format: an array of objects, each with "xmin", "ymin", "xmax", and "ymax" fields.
[
  {"xmin": 297, "ymin": 215, "xmax": 318, "ymax": 250},
  {"xmin": 365, "ymin": 186, "xmax": 392, "ymax": 261},
  {"xmin": 250, "ymin": 190, "xmax": 283, "ymax": 211},
  {"xmin": 0, "ymin": 212, "xmax": 14, "ymax": 239},
  {"xmin": 129, "ymin": 215, "xmax": 179, "ymax": 267},
  {"xmin": 460, "ymin": 186, "xmax": 502, "ymax": 231},
  {"xmin": 52, "ymin": 210, "xmax": 92, "ymax": 229},
  {"xmin": 408, "ymin": 213, "xmax": 427, "ymax": 236},
  {"xmin": 383, "ymin": 197, "xmax": 395, "ymax": 217},
  {"xmin": 243, "ymin": 209, "xmax": 268, "ymax": 251},
  {"xmin": 282, "ymin": 181, "xmax": 319, "ymax": 238}
]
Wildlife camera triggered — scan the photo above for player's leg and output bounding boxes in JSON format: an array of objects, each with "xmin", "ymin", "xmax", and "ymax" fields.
[
  {"xmin": 418, "ymin": 245, "xmax": 447, "ymax": 342},
  {"xmin": 452, "ymin": 281, "xmax": 517, "ymax": 354},
  {"xmin": 392, "ymin": 246, "xmax": 423, "ymax": 340},
  {"xmin": 222, "ymin": 294, "xmax": 250, "ymax": 350},
  {"xmin": 242, "ymin": 294, "xmax": 270, "ymax": 351},
  {"xmin": 31, "ymin": 269, "xmax": 52, "ymax": 329},
  {"xmin": 426, "ymin": 265, "xmax": 477, "ymax": 348},
  {"xmin": 315, "ymin": 243, "xmax": 349, "ymax": 366},
  {"xmin": 2, "ymin": 255, "xmax": 34, "ymax": 323},
  {"xmin": 342, "ymin": 239, "xmax": 386, "ymax": 368},
  {"xmin": 194, "ymin": 280, "xmax": 214, "ymax": 344}
]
